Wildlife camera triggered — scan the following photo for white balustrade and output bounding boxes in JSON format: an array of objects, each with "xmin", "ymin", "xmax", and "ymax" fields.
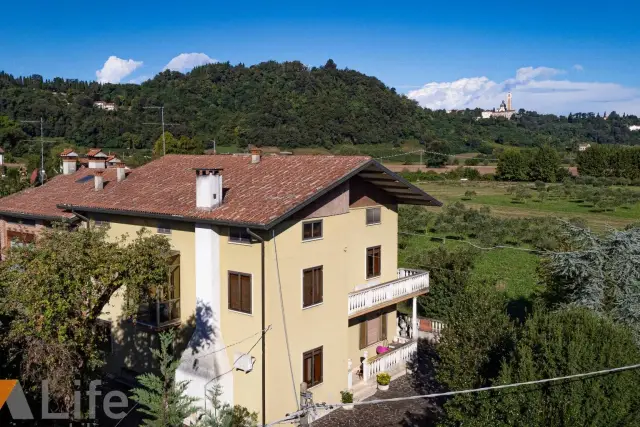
[
  {"xmin": 348, "ymin": 269, "xmax": 429, "ymax": 316},
  {"xmin": 362, "ymin": 339, "xmax": 418, "ymax": 382}
]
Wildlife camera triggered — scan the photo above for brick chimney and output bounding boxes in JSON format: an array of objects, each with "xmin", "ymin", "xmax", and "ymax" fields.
[
  {"xmin": 116, "ymin": 163, "xmax": 126, "ymax": 182},
  {"xmin": 195, "ymin": 168, "xmax": 223, "ymax": 209},
  {"xmin": 250, "ymin": 148, "xmax": 262, "ymax": 164},
  {"xmin": 94, "ymin": 170, "xmax": 104, "ymax": 191},
  {"xmin": 60, "ymin": 149, "xmax": 78, "ymax": 175}
]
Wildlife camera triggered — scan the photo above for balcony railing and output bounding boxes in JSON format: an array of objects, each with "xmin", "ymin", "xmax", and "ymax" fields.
[
  {"xmin": 362, "ymin": 338, "xmax": 418, "ymax": 381},
  {"xmin": 348, "ymin": 268, "xmax": 429, "ymax": 317}
]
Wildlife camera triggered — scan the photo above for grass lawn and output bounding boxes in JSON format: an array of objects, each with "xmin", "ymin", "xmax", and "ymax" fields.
[
  {"xmin": 418, "ymin": 181, "xmax": 640, "ymax": 230},
  {"xmin": 399, "ymin": 233, "xmax": 541, "ymax": 300}
]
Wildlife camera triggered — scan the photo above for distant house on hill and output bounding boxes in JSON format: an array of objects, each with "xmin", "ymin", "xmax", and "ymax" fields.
[
  {"xmin": 93, "ymin": 101, "xmax": 116, "ymax": 111},
  {"xmin": 479, "ymin": 92, "xmax": 515, "ymax": 120},
  {"xmin": 629, "ymin": 125, "xmax": 640, "ymax": 132},
  {"xmin": 578, "ymin": 143, "xmax": 591, "ymax": 152}
]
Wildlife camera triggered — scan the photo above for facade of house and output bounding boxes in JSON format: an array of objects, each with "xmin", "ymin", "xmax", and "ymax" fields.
[
  {"xmin": 578, "ymin": 143, "xmax": 591, "ymax": 152},
  {"xmin": 0, "ymin": 150, "xmax": 441, "ymax": 424},
  {"xmin": 93, "ymin": 101, "xmax": 117, "ymax": 111}
]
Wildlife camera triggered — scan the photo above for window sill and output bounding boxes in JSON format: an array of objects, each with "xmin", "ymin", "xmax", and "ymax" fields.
[
  {"xmin": 366, "ymin": 222, "xmax": 381, "ymax": 226},
  {"xmin": 302, "ymin": 237, "xmax": 323, "ymax": 243},
  {"xmin": 229, "ymin": 309, "xmax": 253, "ymax": 317},
  {"xmin": 307, "ymin": 382, "xmax": 323, "ymax": 390},
  {"xmin": 366, "ymin": 275, "xmax": 381, "ymax": 281},
  {"xmin": 302, "ymin": 302, "xmax": 323, "ymax": 310}
]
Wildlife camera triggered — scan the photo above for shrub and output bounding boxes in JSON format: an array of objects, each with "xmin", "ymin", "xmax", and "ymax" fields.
[
  {"xmin": 376, "ymin": 372, "xmax": 391, "ymax": 385},
  {"xmin": 340, "ymin": 390, "xmax": 353, "ymax": 404},
  {"xmin": 464, "ymin": 158, "xmax": 480, "ymax": 166}
]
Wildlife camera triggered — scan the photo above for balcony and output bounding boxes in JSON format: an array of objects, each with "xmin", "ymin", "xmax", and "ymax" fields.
[{"xmin": 348, "ymin": 268, "xmax": 429, "ymax": 318}]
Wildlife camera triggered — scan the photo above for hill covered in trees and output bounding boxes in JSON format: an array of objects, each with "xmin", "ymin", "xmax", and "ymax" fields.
[{"xmin": 2, "ymin": 60, "xmax": 640, "ymax": 156}]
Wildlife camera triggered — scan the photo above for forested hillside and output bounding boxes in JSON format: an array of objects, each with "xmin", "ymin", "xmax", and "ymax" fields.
[{"xmin": 1, "ymin": 59, "xmax": 640, "ymax": 155}]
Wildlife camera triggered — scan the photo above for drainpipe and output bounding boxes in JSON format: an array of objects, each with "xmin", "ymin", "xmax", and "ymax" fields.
[{"xmin": 246, "ymin": 228, "xmax": 266, "ymax": 426}]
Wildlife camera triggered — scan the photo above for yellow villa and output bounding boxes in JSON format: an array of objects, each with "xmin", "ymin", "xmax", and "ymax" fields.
[{"xmin": 0, "ymin": 148, "xmax": 441, "ymax": 425}]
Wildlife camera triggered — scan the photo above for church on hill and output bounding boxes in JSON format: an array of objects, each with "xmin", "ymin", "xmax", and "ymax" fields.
[{"xmin": 480, "ymin": 92, "xmax": 515, "ymax": 119}]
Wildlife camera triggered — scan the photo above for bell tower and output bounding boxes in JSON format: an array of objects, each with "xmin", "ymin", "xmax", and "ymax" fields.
[{"xmin": 507, "ymin": 92, "xmax": 513, "ymax": 111}]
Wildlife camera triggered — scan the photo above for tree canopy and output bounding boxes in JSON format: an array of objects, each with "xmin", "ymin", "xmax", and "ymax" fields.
[{"xmin": 2, "ymin": 63, "xmax": 640, "ymax": 155}]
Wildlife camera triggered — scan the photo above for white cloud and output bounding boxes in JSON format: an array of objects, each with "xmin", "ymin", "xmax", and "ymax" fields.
[
  {"xmin": 407, "ymin": 66, "xmax": 640, "ymax": 115},
  {"xmin": 163, "ymin": 53, "xmax": 217, "ymax": 73},
  {"xmin": 96, "ymin": 56, "xmax": 143, "ymax": 84},
  {"xmin": 573, "ymin": 64, "xmax": 584, "ymax": 71}
]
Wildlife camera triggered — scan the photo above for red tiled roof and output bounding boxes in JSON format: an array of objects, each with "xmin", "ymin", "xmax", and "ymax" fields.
[
  {"xmin": 60, "ymin": 148, "xmax": 77, "ymax": 157},
  {"xmin": 0, "ymin": 147, "xmax": 4, "ymax": 153},
  {"xmin": 0, "ymin": 155, "xmax": 374, "ymax": 226},
  {"xmin": 86, "ymin": 148, "xmax": 103, "ymax": 157}
]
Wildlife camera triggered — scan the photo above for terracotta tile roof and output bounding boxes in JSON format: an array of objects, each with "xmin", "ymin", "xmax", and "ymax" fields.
[
  {"xmin": 86, "ymin": 148, "xmax": 103, "ymax": 157},
  {"xmin": 60, "ymin": 148, "xmax": 77, "ymax": 157},
  {"xmin": 0, "ymin": 155, "xmax": 374, "ymax": 225},
  {"xmin": 0, "ymin": 148, "xmax": 4, "ymax": 153}
]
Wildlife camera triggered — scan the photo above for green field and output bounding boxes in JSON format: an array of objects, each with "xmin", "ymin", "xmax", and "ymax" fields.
[
  {"xmin": 418, "ymin": 181, "xmax": 640, "ymax": 230},
  {"xmin": 399, "ymin": 233, "xmax": 540, "ymax": 300}
]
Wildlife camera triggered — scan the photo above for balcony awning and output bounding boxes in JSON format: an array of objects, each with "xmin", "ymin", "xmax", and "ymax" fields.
[{"xmin": 356, "ymin": 161, "xmax": 442, "ymax": 206}]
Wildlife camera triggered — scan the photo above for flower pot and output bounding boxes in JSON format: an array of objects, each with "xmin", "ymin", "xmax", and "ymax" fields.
[
  {"xmin": 378, "ymin": 384, "xmax": 389, "ymax": 391},
  {"xmin": 343, "ymin": 404, "xmax": 354, "ymax": 410}
]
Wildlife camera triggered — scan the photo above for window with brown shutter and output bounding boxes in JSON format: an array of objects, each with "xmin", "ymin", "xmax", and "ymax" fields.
[
  {"xmin": 302, "ymin": 266, "xmax": 323, "ymax": 308},
  {"xmin": 359, "ymin": 311, "xmax": 387, "ymax": 349},
  {"xmin": 302, "ymin": 347, "xmax": 323, "ymax": 387},
  {"xmin": 366, "ymin": 246, "xmax": 381, "ymax": 278},
  {"xmin": 228, "ymin": 272, "xmax": 252, "ymax": 314}
]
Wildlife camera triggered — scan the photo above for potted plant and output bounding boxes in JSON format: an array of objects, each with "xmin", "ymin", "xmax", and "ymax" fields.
[
  {"xmin": 377, "ymin": 372, "xmax": 391, "ymax": 391},
  {"xmin": 340, "ymin": 390, "xmax": 354, "ymax": 410}
]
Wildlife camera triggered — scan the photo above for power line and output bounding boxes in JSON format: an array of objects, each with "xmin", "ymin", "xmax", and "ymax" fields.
[
  {"xmin": 272, "ymin": 230, "xmax": 301, "ymax": 412},
  {"xmin": 179, "ymin": 325, "xmax": 272, "ymax": 366},
  {"xmin": 272, "ymin": 363, "xmax": 640, "ymax": 423}
]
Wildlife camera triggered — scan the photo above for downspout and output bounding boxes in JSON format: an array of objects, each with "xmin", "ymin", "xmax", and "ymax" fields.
[{"xmin": 246, "ymin": 228, "xmax": 266, "ymax": 426}]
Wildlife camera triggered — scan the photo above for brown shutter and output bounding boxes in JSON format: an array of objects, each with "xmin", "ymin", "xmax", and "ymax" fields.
[
  {"xmin": 380, "ymin": 311, "xmax": 387, "ymax": 341},
  {"xmin": 303, "ymin": 270, "xmax": 313, "ymax": 307},
  {"xmin": 359, "ymin": 320, "xmax": 367, "ymax": 349},
  {"xmin": 313, "ymin": 348, "xmax": 323, "ymax": 384},
  {"xmin": 241, "ymin": 274, "xmax": 251, "ymax": 313},
  {"xmin": 303, "ymin": 351, "xmax": 311, "ymax": 384},
  {"xmin": 314, "ymin": 267, "xmax": 323, "ymax": 304},
  {"xmin": 228, "ymin": 273, "xmax": 239, "ymax": 311}
]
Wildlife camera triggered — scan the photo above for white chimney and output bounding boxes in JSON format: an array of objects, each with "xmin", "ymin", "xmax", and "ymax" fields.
[
  {"xmin": 116, "ymin": 164, "xmax": 126, "ymax": 182},
  {"xmin": 94, "ymin": 171, "xmax": 104, "ymax": 191},
  {"xmin": 60, "ymin": 150, "xmax": 78, "ymax": 175},
  {"xmin": 195, "ymin": 168, "xmax": 223, "ymax": 209},
  {"xmin": 250, "ymin": 148, "xmax": 262, "ymax": 164}
]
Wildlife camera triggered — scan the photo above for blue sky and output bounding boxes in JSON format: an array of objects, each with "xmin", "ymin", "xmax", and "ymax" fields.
[{"xmin": 2, "ymin": 0, "xmax": 640, "ymax": 114}]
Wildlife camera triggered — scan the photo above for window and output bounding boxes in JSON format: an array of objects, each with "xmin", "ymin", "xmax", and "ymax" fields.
[
  {"xmin": 366, "ymin": 207, "xmax": 381, "ymax": 225},
  {"xmin": 229, "ymin": 228, "xmax": 251, "ymax": 244},
  {"xmin": 359, "ymin": 311, "xmax": 387, "ymax": 349},
  {"xmin": 136, "ymin": 253, "xmax": 181, "ymax": 327},
  {"xmin": 7, "ymin": 230, "xmax": 35, "ymax": 248},
  {"xmin": 303, "ymin": 347, "xmax": 323, "ymax": 387},
  {"xmin": 302, "ymin": 220, "xmax": 322, "ymax": 241},
  {"xmin": 229, "ymin": 272, "xmax": 252, "ymax": 314},
  {"xmin": 366, "ymin": 246, "xmax": 381, "ymax": 279},
  {"xmin": 157, "ymin": 224, "xmax": 171, "ymax": 235},
  {"xmin": 302, "ymin": 266, "xmax": 323, "ymax": 308}
]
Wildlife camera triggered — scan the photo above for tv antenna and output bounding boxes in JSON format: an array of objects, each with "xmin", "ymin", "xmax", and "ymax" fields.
[{"xmin": 143, "ymin": 106, "xmax": 180, "ymax": 156}]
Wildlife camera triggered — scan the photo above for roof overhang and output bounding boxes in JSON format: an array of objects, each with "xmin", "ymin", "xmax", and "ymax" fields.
[{"xmin": 0, "ymin": 210, "xmax": 77, "ymax": 223}]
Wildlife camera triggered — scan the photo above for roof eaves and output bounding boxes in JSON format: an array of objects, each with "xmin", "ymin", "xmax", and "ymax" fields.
[
  {"xmin": 0, "ymin": 209, "xmax": 78, "ymax": 222},
  {"xmin": 56, "ymin": 204, "xmax": 271, "ymax": 230},
  {"xmin": 367, "ymin": 160, "xmax": 443, "ymax": 207}
]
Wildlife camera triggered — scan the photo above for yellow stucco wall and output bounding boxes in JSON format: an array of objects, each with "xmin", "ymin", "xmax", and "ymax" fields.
[
  {"xmin": 261, "ymin": 203, "xmax": 399, "ymax": 422},
  {"xmin": 87, "ymin": 196, "xmax": 401, "ymax": 424}
]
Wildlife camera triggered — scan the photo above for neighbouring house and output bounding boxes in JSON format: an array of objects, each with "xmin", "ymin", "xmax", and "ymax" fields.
[
  {"xmin": 0, "ymin": 149, "xmax": 441, "ymax": 424},
  {"xmin": 93, "ymin": 100, "xmax": 117, "ymax": 111},
  {"xmin": 629, "ymin": 125, "xmax": 640, "ymax": 132},
  {"xmin": 578, "ymin": 143, "xmax": 591, "ymax": 152}
]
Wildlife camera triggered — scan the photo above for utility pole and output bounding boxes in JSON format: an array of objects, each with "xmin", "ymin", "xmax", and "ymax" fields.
[
  {"xmin": 20, "ymin": 117, "xmax": 46, "ymax": 185},
  {"xmin": 299, "ymin": 382, "xmax": 312, "ymax": 426},
  {"xmin": 143, "ymin": 106, "xmax": 179, "ymax": 156}
]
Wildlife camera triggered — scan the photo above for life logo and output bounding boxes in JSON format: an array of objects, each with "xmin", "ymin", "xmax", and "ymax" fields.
[{"xmin": 0, "ymin": 380, "xmax": 33, "ymax": 419}]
